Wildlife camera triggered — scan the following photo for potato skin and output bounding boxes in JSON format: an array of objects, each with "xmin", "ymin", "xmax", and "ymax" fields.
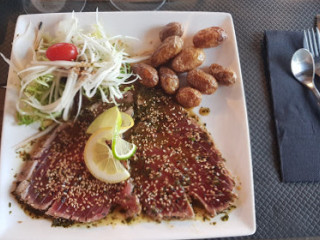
[
  {"xmin": 132, "ymin": 63, "xmax": 159, "ymax": 88},
  {"xmin": 159, "ymin": 22, "xmax": 183, "ymax": 42},
  {"xmin": 171, "ymin": 47, "xmax": 205, "ymax": 73},
  {"xmin": 159, "ymin": 67, "xmax": 179, "ymax": 95},
  {"xmin": 193, "ymin": 27, "xmax": 227, "ymax": 48},
  {"xmin": 151, "ymin": 36, "xmax": 184, "ymax": 67},
  {"xmin": 176, "ymin": 87, "xmax": 202, "ymax": 108},
  {"xmin": 209, "ymin": 63, "xmax": 237, "ymax": 85},
  {"xmin": 187, "ymin": 69, "xmax": 218, "ymax": 94}
]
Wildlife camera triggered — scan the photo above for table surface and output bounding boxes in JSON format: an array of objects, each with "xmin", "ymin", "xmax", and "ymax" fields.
[{"xmin": 1, "ymin": 0, "xmax": 320, "ymax": 239}]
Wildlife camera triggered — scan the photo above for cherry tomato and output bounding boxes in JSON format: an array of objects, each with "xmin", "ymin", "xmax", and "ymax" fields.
[{"xmin": 46, "ymin": 43, "xmax": 78, "ymax": 61}]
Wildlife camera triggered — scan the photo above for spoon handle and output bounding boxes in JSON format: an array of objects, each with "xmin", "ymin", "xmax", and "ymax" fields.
[
  {"xmin": 311, "ymin": 86, "xmax": 320, "ymax": 104},
  {"xmin": 315, "ymin": 62, "xmax": 320, "ymax": 77}
]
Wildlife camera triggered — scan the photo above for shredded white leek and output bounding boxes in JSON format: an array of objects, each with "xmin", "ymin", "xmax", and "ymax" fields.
[{"xmin": 2, "ymin": 11, "xmax": 148, "ymax": 125}]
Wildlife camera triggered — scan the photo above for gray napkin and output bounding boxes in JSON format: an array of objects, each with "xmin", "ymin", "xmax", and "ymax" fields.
[{"xmin": 265, "ymin": 30, "xmax": 320, "ymax": 182}]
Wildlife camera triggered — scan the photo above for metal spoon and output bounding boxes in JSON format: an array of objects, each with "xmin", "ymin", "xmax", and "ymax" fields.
[{"xmin": 291, "ymin": 48, "xmax": 320, "ymax": 104}]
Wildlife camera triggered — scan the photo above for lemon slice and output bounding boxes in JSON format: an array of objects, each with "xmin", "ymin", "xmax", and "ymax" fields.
[
  {"xmin": 120, "ymin": 112, "xmax": 134, "ymax": 133},
  {"xmin": 87, "ymin": 106, "xmax": 133, "ymax": 134},
  {"xmin": 84, "ymin": 128, "xmax": 130, "ymax": 183},
  {"xmin": 112, "ymin": 137, "xmax": 137, "ymax": 160}
]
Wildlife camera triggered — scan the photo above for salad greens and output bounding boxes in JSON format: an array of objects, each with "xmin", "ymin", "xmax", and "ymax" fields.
[{"xmin": 6, "ymin": 12, "xmax": 147, "ymax": 126}]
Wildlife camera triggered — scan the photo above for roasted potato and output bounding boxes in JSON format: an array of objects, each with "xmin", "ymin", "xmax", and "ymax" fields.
[
  {"xmin": 193, "ymin": 26, "xmax": 227, "ymax": 48},
  {"xmin": 187, "ymin": 69, "xmax": 218, "ymax": 94},
  {"xmin": 151, "ymin": 36, "xmax": 184, "ymax": 67},
  {"xmin": 176, "ymin": 87, "xmax": 202, "ymax": 108},
  {"xmin": 132, "ymin": 63, "xmax": 159, "ymax": 88},
  {"xmin": 159, "ymin": 22, "xmax": 183, "ymax": 42},
  {"xmin": 159, "ymin": 67, "xmax": 179, "ymax": 95},
  {"xmin": 171, "ymin": 47, "xmax": 205, "ymax": 73},
  {"xmin": 209, "ymin": 63, "xmax": 237, "ymax": 85}
]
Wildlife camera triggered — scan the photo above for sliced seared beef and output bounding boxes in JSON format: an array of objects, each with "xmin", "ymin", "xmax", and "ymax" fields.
[
  {"xmin": 14, "ymin": 103, "xmax": 141, "ymax": 223},
  {"xmin": 14, "ymin": 86, "xmax": 236, "ymax": 223},
  {"xmin": 129, "ymin": 86, "xmax": 236, "ymax": 220}
]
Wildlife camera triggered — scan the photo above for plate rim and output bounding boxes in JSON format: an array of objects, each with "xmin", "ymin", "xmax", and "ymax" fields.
[{"xmin": 0, "ymin": 11, "xmax": 256, "ymax": 240}]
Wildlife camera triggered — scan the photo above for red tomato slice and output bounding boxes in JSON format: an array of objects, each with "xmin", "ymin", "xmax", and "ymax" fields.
[{"xmin": 46, "ymin": 43, "xmax": 78, "ymax": 61}]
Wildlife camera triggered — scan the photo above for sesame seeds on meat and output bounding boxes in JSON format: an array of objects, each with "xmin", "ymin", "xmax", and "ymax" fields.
[
  {"xmin": 14, "ymin": 101, "xmax": 141, "ymax": 223},
  {"xmin": 129, "ymin": 86, "xmax": 236, "ymax": 220},
  {"xmin": 14, "ymin": 85, "xmax": 236, "ymax": 224}
]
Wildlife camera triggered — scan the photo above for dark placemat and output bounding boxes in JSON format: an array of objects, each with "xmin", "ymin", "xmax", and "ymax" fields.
[{"xmin": 1, "ymin": 0, "xmax": 320, "ymax": 239}]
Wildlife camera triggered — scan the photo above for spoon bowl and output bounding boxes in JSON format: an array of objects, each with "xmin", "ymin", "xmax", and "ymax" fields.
[{"xmin": 291, "ymin": 48, "xmax": 320, "ymax": 103}]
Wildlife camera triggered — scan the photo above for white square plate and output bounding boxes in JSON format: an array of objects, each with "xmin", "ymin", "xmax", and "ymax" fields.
[{"xmin": 0, "ymin": 11, "xmax": 255, "ymax": 240}]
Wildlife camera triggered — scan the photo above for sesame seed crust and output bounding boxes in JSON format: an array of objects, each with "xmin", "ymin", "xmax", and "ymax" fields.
[
  {"xmin": 14, "ymin": 85, "xmax": 236, "ymax": 223},
  {"xmin": 129, "ymin": 86, "xmax": 236, "ymax": 220},
  {"xmin": 14, "ymin": 100, "xmax": 141, "ymax": 223}
]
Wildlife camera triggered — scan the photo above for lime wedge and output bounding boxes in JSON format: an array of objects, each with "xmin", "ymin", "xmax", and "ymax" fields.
[{"xmin": 112, "ymin": 137, "xmax": 137, "ymax": 160}]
